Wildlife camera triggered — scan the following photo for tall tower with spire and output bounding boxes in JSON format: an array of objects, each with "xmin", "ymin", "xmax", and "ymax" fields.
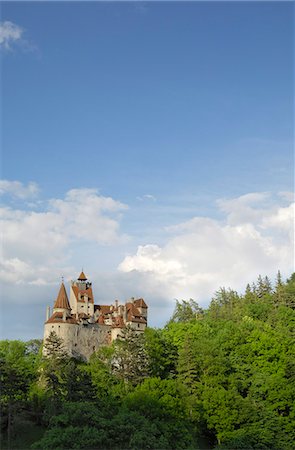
[
  {"xmin": 53, "ymin": 282, "xmax": 71, "ymax": 315},
  {"xmin": 69, "ymin": 271, "xmax": 94, "ymax": 317}
]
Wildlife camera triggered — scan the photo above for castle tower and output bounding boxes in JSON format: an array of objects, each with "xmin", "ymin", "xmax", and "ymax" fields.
[
  {"xmin": 53, "ymin": 282, "xmax": 71, "ymax": 318},
  {"xmin": 43, "ymin": 281, "xmax": 77, "ymax": 356},
  {"xmin": 69, "ymin": 271, "xmax": 94, "ymax": 317}
]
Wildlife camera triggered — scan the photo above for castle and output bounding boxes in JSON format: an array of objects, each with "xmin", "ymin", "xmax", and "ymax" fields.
[{"xmin": 43, "ymin": 271, "xmax": 148, "ymax": 360}]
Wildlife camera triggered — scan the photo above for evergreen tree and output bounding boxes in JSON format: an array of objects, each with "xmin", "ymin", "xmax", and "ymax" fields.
[
  {"xmin": 41, "ymin": 332, "xmax": 69, "ymax": 413},
  {"xmin": 256, "ymin": 275, "xmax": 272, "ymax": 298},
  {"xmin": 112, "ymin": 326, "xmax": 149, "ymax": 388},
  {"xmin": 0, "ymin": 341, "xmax": 35, "ymax": 448},
  {"xmin": 169, "ymin": 299, "xmax": 203, "ymax": 323}
]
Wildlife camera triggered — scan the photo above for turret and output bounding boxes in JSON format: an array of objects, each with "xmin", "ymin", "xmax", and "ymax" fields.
[
  {"xmin": 46, "ymin": 306, "xmax": 50, "ymax": 321},
  {"xmin": 43, "ymin": 281, "xmax": 77, "ymax": 358},
  {"xmin": 53, "ymin": 282, "xmax": 71, "ymax": 314},
  {"xmin": 69, "ymin": 271, "xmax": 95, "ymax": 317}
]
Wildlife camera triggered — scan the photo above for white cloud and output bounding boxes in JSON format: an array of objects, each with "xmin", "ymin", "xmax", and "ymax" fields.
[
  {"xmin": 278, "ymin": 191, "xmax": 294, "ymax": 202},
  {"xmin": 0, "ymin": 180, "xmax": 39, "ymax": 199},
  {"xmin": 119, "ymin": 193, "xmax": 294, "ymax": 304},
  {"xmin": 216, "ymin": 192, "xmax": 272, "ymax": 226},
  {"xmin": 0, "ymin": 186, "xmax": 128, "ymax": 284},
  {"xmin": 1, "ymin": 186, "xmax": 294, "ymax": 328},
  {"xmin": 0, "ymin": 21, "xmax": 23, "ymax": 49},
  {"xmin": 1, "ymin": 188, "xmax": 294, "ymax": 336}
]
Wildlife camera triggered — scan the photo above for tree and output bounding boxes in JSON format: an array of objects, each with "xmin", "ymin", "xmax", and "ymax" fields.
[
  {"xmin": 0, "ymin": 341, "xmax": 36, "ymax": 448},
  {"xmin": 144, "ymin": 327, "xmax": 177, "ymax": 379},
  {"xmin": 43, "ymin": 331, "xmax": 67, "ymax": 361},
  {"xmin": 63, "ymin": 360, "xmax": 96, "ymax": 402},
  {"xmin": 209, "ymin": 288, "xmax": 240, "ymax": 319},
  {"xmin": 41, "ymin": 332, "xmax": 69, "ymax": 414},
  {"xmin": 86, "ymin": 345, "xmax": 124, "ymax": 400},
  {"xmin": 112, "ymin": 326, "xmax": 149, "ymax": 389},
  {"xmin": 169, "ymin": 299, "xmax": 203, "ymax": 323}
]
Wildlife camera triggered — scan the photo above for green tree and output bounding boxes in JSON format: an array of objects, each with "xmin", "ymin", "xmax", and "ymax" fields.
[
  {"xmin": 169, "ymin": 299, "xmax": 203, "ymax": 323},
  {"xmin": 112, "ymin": 326, "xmax": 149, "ymax": 389},
  {"xmin": 144, "ymin": 327, "xmax": 177, "ymax": 379},
  {"xmin": 41, "ymin": 332, "xmax": 69, "ymax": 415},
  {"xmin": 86, "ymin": 345, "xmax": 124, "ymax": 400},
  {"xmin": 0, "ymin": 341, "xmax": 36, "ymax": 448},
  {"xmin": 209, "ymin": 288, "xmax": 240, "ymax": 319}
]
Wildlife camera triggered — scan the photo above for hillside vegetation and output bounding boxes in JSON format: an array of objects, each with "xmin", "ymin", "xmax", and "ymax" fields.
[{"xmin": 1, "ymin": 272, "xmax": 294, "ymax": 449}]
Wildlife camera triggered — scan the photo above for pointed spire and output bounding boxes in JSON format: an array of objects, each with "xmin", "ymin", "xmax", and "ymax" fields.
[
  {"xmin": 53, "ymin": 282, "xmax": 71, "ymax": 310},
  {"xmin": 78, "ymin": 270, "xmax": 87, "ymax": 281}
]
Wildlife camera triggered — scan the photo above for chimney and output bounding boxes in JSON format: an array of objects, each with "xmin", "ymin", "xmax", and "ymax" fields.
[
  {"xmin": 115, "ymin": 300, "xmax": 119, "ymax": 309},
  {"xmin": 46, "ymin": 306, "xmax": 50, "ymax": 321}
]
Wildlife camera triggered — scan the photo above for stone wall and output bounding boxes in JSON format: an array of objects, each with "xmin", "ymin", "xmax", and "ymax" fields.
[{"xmin": 43, "ymin": 322, "xmax": 111, "ymax": 361}]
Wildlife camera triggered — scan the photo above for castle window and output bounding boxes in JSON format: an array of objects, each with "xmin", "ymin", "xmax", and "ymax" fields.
[{"xmin": 138, "ymin": 323, "xmax": 140, "ymax": 328}]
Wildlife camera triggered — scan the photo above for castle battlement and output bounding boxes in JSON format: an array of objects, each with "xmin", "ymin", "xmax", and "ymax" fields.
[{"xmin": 43, "ymin": 271, "xmax": 148, "ymax": 360}]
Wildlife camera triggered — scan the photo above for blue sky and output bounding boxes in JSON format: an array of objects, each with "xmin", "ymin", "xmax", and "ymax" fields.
[{"xmin": 0, "ymin": 1, "xmax": 294, "ymax": 340}]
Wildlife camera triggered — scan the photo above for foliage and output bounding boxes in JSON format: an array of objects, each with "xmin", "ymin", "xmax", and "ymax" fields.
[
  {"xmin": 169, "ymin": 298, "xmax": 204, "ymax": 323},
  {"xmin": 144, "ymin": 327, "xmax": 178, "ymax": 378},
  {"xmin": 1, "ymin": 272, "xmax": 295, "ymax": 449},
  {"xmin": 111, "ymin": 326, "xmax": 149, "ymax": 389}
]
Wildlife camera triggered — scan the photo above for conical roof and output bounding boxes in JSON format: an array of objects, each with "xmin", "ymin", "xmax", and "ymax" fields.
[
  {"xmin": 53, "ymin": 283, "xmax": 71, "ymax": 310},
  {"xmin": 78, "ymin": 271, "xmax": 87, "ymax": 281}
]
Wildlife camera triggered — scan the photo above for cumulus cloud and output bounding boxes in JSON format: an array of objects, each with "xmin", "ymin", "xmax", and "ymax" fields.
[
  {"xmin": 0, "ymin": 21, "xmax": 23, "ymax": 49},
  {"xmin": 0, "ymin": 180, "xmax": 39, "ymax": 199},
  {"xmin": 119, "ymin": 193, "xmax": 294, "ymax": 304},
  {"xmin": 0, "ymin": 186, "xmax": 128, "ymax": 285},
  {"xmin": 1, "ymin": 188, "xmax": 294, "ymax": 336}
]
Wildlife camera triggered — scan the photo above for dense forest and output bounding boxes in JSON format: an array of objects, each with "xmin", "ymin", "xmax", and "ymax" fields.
[{"xmin": 1, "ymin": 272, "xmax": 295, "ymax": 450}]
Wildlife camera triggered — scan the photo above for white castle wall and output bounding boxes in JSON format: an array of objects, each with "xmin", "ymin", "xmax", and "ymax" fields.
[{"xmin": 43, "ymin": 322, "xmax": 111, "ymax": 361}]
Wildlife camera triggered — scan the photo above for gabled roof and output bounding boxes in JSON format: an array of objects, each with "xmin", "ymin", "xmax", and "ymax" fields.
[
  {"xmin": 127, "ymin": 317, "xmax": 147, "ymax": 324},
  {"xmin": 126, "ymin": 302, "xmax": 147, "ymax": 322},
  {"xmin": 99, "ymin": 305, "xmax": 112, "ymax": 314},
  {"xmin": 53, "ymin": 283, "xmax": 71, "ymax": 310},
  {"xmin": 134, "ymin": 298, "xmax": 148, "ymax": 308},
  {"xmin": 72, "ymin": 285, "xmax": 94, "ymax": 304},
  {"xmin": 45, "ymin": 311, "xmax": 77, "ymax": 324},
  {"xmin": 78, "ymin": 271, "xmax": 87, "ymax": 281}
]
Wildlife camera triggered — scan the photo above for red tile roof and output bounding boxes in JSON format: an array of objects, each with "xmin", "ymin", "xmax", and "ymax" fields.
[
  {"xmin": 72, "ymin": 285, "xmax": 94, "ymax": 303},
  {"xmin": 99, "ymin": 305, "xmax": 112, "ymax": 314},
  {"xmin": 134, "ymin": 298, "xmax": 148, "ymax": 308},
  {"xmin": 128, "ymin": 317, "xmax": 147, "ymax": 323},
  {"xmin": 53, "ymin": 283, "xmax": 71, "ymax": 310},
  {"xmin": 78, "ymin": 271, "xmax": 87, "ymax": 280},
  {"xmin": 125, "ymin": 302, "xmax": 147, "ymax": 322},
  {"xmin": 45, "ymin": 312, "xmax": 78, "ymax": 324}
]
